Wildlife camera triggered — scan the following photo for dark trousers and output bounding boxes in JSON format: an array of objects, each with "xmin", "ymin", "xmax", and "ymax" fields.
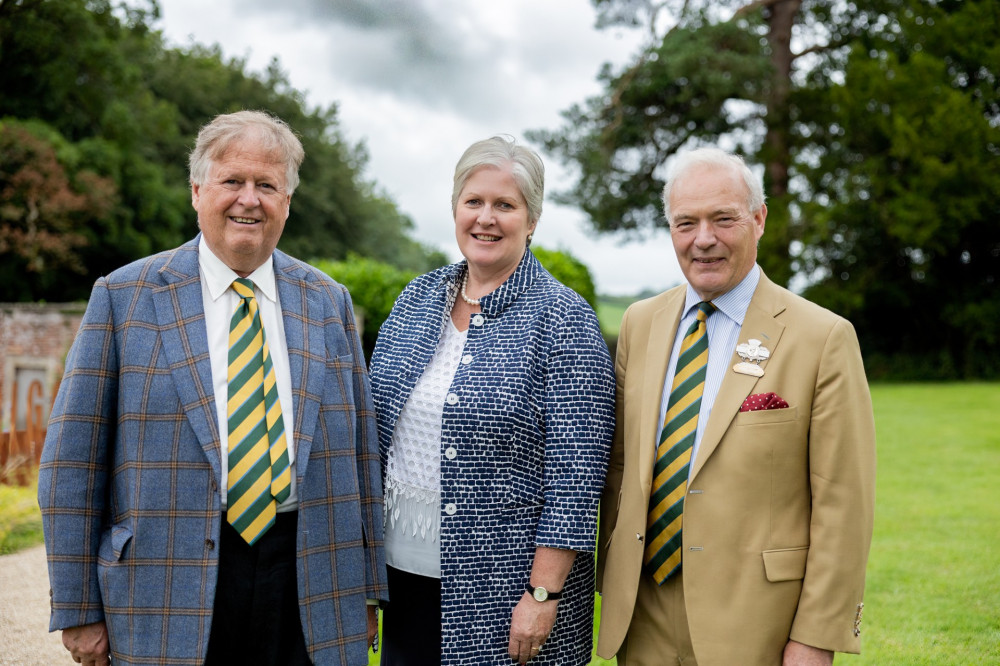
[
  {"xmin": 380, "ymin": 566, "xmax": 441, "ymax": 666},
  {"xmin": 205, "ymin": 512, "xmax": 311, "ymax": 666}
]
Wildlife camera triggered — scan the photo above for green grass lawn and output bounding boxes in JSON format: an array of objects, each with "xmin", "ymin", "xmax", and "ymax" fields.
[
  {"xmin": 0, "ymin": 478, "xmax": 43, "ymax": 555},
  {"xmin": 835, "ymin": 383, "xmax": 1000, "ymax": 665},
  {"xmin": 6, "ymin": 384, "xmax": 998, "ymax": 664}
]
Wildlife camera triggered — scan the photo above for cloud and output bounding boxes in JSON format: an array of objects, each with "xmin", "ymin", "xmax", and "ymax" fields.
[
  {"xmin": 153, "ymin": 0, "xmax": 682, "ymax": 294},
  {"xmin": 238, "ymin": 0, "xmax": 515, "ymax": 117}
]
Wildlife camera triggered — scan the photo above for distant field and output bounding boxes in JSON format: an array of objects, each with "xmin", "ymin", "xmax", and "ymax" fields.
[{"xmin": 596, "ymin": 295, "xmax": 637, "ymax": 338}]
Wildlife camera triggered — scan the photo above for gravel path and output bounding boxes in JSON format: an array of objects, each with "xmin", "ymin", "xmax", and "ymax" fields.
[{"xmin": 0, "ymin": 544, "xmax": 74, "ymax": 665}]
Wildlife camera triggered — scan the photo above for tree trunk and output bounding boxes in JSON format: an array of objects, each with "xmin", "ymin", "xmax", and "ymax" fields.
[{"xmin": 759, "ymin": 0, "xmax": 800, "ymax": 286}]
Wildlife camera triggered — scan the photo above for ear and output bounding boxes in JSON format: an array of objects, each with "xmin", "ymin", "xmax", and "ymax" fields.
[
  {"xmin": 753, "ymin": 204, "xmax": 767, "ymax": 240},
  {"xmin": 191, "ymin": 182, "xmax": 201, "ymax": 210}
]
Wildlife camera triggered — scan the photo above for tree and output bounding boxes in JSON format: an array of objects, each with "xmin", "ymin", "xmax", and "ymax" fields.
[
  {"xmin": 532, "ymin": 246, "xmax": 599, "ymax": 313},
  {"xmin": 0, "ymin": 119, "xmax": 116, "ymax": 300},
  {"xmin": 0, "ymin": 0, "xmax": 441, "ymax": 299},
  {"xmin": 531, "ymin": 0, "xmax": 1000, "ymax": 378},
  {"xmin": 313, "ymin": 255, "xmax": 417, "ymax": 359}
]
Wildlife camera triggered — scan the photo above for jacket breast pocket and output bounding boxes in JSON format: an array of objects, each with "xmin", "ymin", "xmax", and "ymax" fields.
[
  {"xmin": 733, "ymin": 405, "xmax": 798, "ymax": 426},
  {"xmin": 762, "ymin": 546, "xmax": 808, "ymax": 582},
  {"xmin": 324, "ymin": 353, "xmax": 356, "ymax": 406}
]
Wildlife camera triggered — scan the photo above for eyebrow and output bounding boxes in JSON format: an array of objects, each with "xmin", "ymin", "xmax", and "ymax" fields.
[{"xmin": 673, "ymin": 207, "xmax": 742, "ymax": 221}]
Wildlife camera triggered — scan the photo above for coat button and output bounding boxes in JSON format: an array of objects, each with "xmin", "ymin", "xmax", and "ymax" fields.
[
  {"xmin": 446, "ymin": 393, "xmax": 459, "ymax": 405},
  {"xmin": 471, "ymin": 314, "xmax": 485, "ymax": 327},
  {"xmin": 205, "ymin": 539, "xmax": 215, "ymax": 550},
  {"xmin": 461, "ymin": 354, "xmax": 473, "ymax": 365},
  {"xmin": 445, "ymin": 447, "xmax": 457, "ymax": 460},
  {"xmin": 444, "ymin": 503, "xmax": 457, "ymax": 515}
]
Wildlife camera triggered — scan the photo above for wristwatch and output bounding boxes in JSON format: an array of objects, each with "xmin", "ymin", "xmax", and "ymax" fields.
[{"xmin": 525, "ymin": 582, "xmax": 563, "ymax": 602}]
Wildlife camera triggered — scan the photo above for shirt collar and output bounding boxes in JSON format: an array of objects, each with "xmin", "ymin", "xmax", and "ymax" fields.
[
  {"xmin": 198, "ymin": 236, "xmax": 277, "ymax": 304},
  {"xmin": 683, "ymin": 264, "xmax": 761, "ymax": 326}
]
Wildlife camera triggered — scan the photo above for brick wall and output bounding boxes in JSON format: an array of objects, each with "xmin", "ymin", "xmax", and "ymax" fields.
[{"xmin": 0, "ymin": 303, "xmax": 85, "ymax": 433}]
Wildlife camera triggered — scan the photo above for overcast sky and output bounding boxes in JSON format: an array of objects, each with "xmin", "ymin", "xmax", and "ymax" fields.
[{"xmin": 151, "ymin": 0, "xmax": 684, "ymax": 295}]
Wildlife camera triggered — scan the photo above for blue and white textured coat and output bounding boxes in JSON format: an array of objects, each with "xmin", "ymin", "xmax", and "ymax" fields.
[{"xmin": 369, "ymin": 250, "xmax": 615, "ymax": 665}]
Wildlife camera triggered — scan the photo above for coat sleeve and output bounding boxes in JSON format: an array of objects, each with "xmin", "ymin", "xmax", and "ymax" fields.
[
  {"xmin": 37, "ymin": 278, "xmax": 118, "ymax": 631},
  {"xmin": 342, "ymin": 287, "xmax": 389, "ymax": 603},
  {"xmin": 790, "ymin": 317, "xmax": 877, "ymax": 652},
  {"xmin": 535, "ymin": 302, "xmax": 615, "ymax": 553}
]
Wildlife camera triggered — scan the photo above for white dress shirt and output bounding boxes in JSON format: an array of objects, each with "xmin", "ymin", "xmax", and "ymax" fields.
[
  {"xmin": 657, "ymin": 264, "xmax": 761, "ymax": 478},
  {"xmin": 198, "ymin": 237, "xmax": 298, "ymax": 512}
]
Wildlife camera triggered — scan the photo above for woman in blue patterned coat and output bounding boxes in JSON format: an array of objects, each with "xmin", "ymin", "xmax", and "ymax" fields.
[{"xmin": 369, "ymin": 136, "xmax": 615, "ymax": 665}]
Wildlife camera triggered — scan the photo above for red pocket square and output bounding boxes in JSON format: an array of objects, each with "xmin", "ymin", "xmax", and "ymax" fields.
[{"xmin": 740, "ymin": 392, "xmax": 789, "ymax": 412}]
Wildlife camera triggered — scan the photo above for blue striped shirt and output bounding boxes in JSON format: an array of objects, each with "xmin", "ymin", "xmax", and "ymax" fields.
[{"xmin": 657, "ymin": 265, "xmax": 762, "ymax": 478}]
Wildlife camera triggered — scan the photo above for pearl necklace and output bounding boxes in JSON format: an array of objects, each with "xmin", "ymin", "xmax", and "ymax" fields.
[{"xmin": 460, "ymin": 271, "xmax": 480, "ymax": 306}]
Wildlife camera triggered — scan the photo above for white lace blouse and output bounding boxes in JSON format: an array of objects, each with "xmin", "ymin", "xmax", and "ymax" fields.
[{"xmin": 383, "ymin": 316, "xmax": 467, "ymax": 578}]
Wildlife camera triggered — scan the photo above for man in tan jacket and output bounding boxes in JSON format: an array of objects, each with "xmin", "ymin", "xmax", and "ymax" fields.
[{"xmin": 597, "ymin": 147, "xmax": 876, "ymax": 665}]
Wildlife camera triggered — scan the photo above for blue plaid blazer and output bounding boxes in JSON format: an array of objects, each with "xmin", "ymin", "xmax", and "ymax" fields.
[{"xmin": 38, "ymin": 235, "xmax": 387, "ymax": 665}]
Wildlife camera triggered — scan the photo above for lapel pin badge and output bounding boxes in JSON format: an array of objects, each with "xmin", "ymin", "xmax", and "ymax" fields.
[{"xmin": 733, "ymin": 338, "xmax": 770, "ymax": 377}]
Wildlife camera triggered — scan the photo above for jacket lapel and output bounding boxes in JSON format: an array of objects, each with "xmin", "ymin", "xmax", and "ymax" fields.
[
  {"xmin": 691, "ymin": 274, "xmax": 786, "ymax": 481},
  {"xmin": 152, "ymin": 237, "xmax": 222, "ymax": 481},
  {"xmin": 636, "ymin": 290, "xmax": 686, "ymax": 493},
  {"xmin": 273, "ymin": 251, "xmax": 325, "ymax": 484}
]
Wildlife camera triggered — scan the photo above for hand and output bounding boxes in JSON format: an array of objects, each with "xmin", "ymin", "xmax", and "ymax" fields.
[
  {"xmin": 508, "ymin": 592, "xmax": 558, "ymax": 664},
  {"xmin": 783, "ymin": 640, "xmax": 834, "ymax": 666},
  {"xmin": 62, "ymin": 621, "xmax": 110, "ymax": 666},
  {"xmin": 367, "ymin": 605, "xmax": 379, "ymax": 649}
]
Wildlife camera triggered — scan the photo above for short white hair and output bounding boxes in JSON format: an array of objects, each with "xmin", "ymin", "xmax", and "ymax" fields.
[{"xmin": 662, "ymin": 147, "xmax": 765, "ymax": 221}]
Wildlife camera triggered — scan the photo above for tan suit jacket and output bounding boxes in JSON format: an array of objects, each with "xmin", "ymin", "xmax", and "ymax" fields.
[{"xmin": 597, "ymin": 273, "xmax": 876, "ymax": 665}]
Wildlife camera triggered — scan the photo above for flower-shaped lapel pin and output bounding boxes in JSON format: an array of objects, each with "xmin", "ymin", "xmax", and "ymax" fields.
[{"xmin": 733, "ymin": 338, "xmax": 770, "ymax": 377}]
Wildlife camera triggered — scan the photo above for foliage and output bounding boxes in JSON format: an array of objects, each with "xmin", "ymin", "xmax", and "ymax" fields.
[
  {"xmin": 531, "ymin": 0, "xmax": 1000, "ymax": 378},
  {"xmin": 0, "ymin": 0, "xmax": 440, "ymax": 301},
  {"xmin": 312, "ymin": 255, "xmax": 418, "ymax": 359},
  {"xmin": 0, "ymin": 119, "xmax": 117, "ymax": 300},
  {"xmin": 797, "ymin": 1, "xmax": 1000, "ymax": 379},
  {"xmin": 532, "ymin": 246, "xmax": 599, "ymax": 312},
  {"xmin": 0, "ymin": 478, "xmax": 43, "ymax": 555}
]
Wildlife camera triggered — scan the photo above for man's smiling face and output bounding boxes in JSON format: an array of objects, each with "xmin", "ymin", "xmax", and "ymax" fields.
[
  {"xmin": 668, "ymin": 163, "xmax": 766, "ymax": 301},
  {"xmin": 192, "ymin": 140, "xmax": 291, "ymax": 277}
]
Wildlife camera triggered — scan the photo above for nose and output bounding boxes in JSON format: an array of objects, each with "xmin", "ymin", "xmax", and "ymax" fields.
[
  {"xmin": 236, "ymin": 182, "xmax": 260, "ymax": 207},
  {"xmin": 693, "ymin": 220, "xmax": 716, "ymax": 248},
  {"xmin": 477, "ymin": 205, "xmax": 495, "ymax": 226}
]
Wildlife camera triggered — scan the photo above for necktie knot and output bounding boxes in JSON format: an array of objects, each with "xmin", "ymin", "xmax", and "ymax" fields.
[
  {"xmin": 232, "ymin": 278, "xmax": 256, "ymax": 301},
  {"xmin": 695, "ymin": 301, "xmax": 716, "ymax": 322}
]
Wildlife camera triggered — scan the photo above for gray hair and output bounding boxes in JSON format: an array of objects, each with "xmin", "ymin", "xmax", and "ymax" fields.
[
  {"xmin": 451, "ymin": 135, "xmax": 545, "ymax": 225},
  {"xmin": 662, "ymin": 147, "xmax": 765, "ymax": 221},
  {"xmin": 189, "ymin": 110, "xmax": 305, "ymax": 194}
]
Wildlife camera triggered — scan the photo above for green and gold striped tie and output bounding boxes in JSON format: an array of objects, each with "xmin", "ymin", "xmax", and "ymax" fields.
[
  {"xmin": 227, "ymin": 278, "xmax": 291, "ymax": 545},
  {"xmin": 645, "ymin": 301, "xmax": 715, "ymax": 583}
]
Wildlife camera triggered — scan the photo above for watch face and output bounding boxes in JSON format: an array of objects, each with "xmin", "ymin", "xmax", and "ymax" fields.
[{"xmin": 532, "ymin": 587, "xmax": 548, "ymax": 602}]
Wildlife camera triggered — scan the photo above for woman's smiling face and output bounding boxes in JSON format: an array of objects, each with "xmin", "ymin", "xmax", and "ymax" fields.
[{"xmin": 454, "ymin": 165, "xmax": 535, "ymax": 281}]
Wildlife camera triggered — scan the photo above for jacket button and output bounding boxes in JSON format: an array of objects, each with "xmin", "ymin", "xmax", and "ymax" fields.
[
  {"xmin": 444, "ymin": 447, "xmax": 457, "ymax": 460},
  {"xmin": 444, "ymin": 503, "xmax": 457, "ymax": 515},
  {"xmin": 471, "ymin": 314, "xmax": 485, "ymax": 327},
  {"xmin": 446, "ymin": 393, "xmax": 459, "ymax": 405},
  {"xmin": 461, "ymin": 354, "xmax": 473, "ymax": 365},
  {"xmin": 205, "ymin": 539, "xmax": 215, "ymax": 550}
]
